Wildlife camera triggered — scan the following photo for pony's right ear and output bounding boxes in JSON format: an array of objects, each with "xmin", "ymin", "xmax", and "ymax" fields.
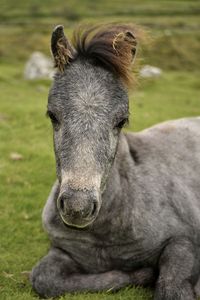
[{"xmin": 51, "ymin": 25, "xmax": 75, "ymax": 72}]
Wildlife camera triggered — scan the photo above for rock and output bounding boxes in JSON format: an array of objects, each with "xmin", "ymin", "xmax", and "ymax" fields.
[
  {"xmin": 10, "ymin": 152, "xmax": 23, "ymax": 161},
  {"xmin": 139, "ymin": 65, "xmax": 162, "ymax": 78},
  {"xmin": 24, "ymin": 52, "xmax": 55, "ymax": 80}
]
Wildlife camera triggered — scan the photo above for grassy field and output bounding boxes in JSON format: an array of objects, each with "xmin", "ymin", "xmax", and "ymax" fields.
[
  {"xmin": 1, "ymin": 0, "xmax": 200, "ymax": 69},
  {"xmin": 0, "ymin": 0, "xmax": 200, "ymax": 299}
]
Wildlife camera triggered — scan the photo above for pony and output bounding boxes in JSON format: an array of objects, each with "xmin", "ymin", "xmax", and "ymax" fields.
[{"xmin": 30, "ymin": 24, "xmax": 200, "ymax": 300}]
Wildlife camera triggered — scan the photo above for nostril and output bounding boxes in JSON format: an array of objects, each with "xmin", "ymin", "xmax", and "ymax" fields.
[
  {"xmin": 91, "ymin": 202, "xmax": 97, "ymax": 216},
  {"xmin": 58, "ymin": 194, "xmax": 67, "ymax": 214},
  {"xmin": 60, "ymin": 197, "xmax": 65, "ymax": 212}
]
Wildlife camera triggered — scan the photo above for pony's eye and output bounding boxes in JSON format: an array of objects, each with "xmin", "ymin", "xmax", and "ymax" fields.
[
  {"xmin": 47, "ymin": 111, "xmax": 60, "ymax": 128},
  {"xmin": 115, "ymin": 118, "xmax": 128, "ymax": 129}
]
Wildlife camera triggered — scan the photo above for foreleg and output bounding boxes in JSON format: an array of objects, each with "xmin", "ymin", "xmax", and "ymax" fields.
[
  {"xmin": 154, "ymin": 238, "xmax": 200, "ymax": 300},
  {"xmin": 30, "ymin": 247, "xmax": 154, "ymax": 298}
]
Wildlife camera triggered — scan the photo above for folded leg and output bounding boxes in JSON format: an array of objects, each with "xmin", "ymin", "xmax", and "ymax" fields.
[
  {"xmin": 154, "ymin": 238, "xmax": 199, "ymax": 300},
  {"xmin": 30, "ymin": 247, "xmax": 155, "ymax": 298}
]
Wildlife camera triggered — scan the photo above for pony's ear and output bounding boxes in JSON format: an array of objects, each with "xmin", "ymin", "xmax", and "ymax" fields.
[
  {"xmin": 51, "ymin": 25, "xmax": 75, "ymax": 72},
  {"xmin": 113, "ymin": 30, "xmax": 137, "ymax": 64},
  {"xmin": 124, "ymin": 31, "xmax": 137, "ymax": 63}
]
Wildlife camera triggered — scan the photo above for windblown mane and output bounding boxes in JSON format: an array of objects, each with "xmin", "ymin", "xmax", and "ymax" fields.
[{"xmin": 71, "ymin": 24, "xmax": 140, "ymax": 87}]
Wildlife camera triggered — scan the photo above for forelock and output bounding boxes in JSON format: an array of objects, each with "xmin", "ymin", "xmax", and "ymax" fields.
[{"xmin": 59, "ymin": 23, "xmax": 142, "ymax": 88}]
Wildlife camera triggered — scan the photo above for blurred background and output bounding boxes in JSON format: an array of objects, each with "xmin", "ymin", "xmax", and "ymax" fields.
[
  {"xmin": 1, "ymin": 0, "xmax": 200, "ymax": 69},
  {"xmin": 0, "ymin": 1, "xmax": 200, "ymax": 300}
]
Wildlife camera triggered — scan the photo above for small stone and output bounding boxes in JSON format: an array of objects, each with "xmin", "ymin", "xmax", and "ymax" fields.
[
  {"xmin": 140, "ymin": 65, "xmax": 162, "ymax": 78},
  {"xmin": 10, "ymin": 152, "xmax": 23, "ymax": 161},
  {"xmin": 24, "ymin": 52, "xmax": 55, "ymax": 80}
]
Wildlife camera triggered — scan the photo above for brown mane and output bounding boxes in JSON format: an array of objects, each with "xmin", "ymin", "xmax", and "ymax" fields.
[{"xmin": 71, "ymin": 24, "xmax": 140, "ymax": 87}]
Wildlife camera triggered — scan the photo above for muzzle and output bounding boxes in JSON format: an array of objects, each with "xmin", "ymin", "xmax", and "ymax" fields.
[{"xmin": 57, "ymin": 186, "xmax": 100, "ymax": 228}]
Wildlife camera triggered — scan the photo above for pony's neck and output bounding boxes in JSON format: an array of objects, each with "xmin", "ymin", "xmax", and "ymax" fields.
[
  {"xmin": 93, "ymin": 133, "xmax": 135, "ymax": 234},
  {"xmin": 102, "ymin": 132, "xmax": 134, "ymax": 208}
]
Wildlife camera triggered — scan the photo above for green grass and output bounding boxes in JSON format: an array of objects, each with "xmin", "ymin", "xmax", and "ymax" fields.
[
  {"xmin": 1, "ymin": 0, "xmax": 200, "ymax": 299},
  {"xmin": 0, "ymin": 0, "xmax": 200, "ymax": 70},
  {"xmin": 0, "ymin": 62, "xmax": 200, "ymax": 299}
]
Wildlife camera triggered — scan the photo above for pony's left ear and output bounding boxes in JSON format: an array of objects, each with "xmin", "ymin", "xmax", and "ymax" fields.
[
  {"xmin": 51, "ymin": 25, "xmax": 75, "ymax": 72},
  {"xmin": 124, "ymin": 31, "xmax": 137, "ymax": 63},
  {"xmin": 113, "ymin": 29, "xmax": 137, "ymax": 65}
]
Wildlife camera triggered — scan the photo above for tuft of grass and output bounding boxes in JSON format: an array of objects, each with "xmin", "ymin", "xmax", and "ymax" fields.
[{"xmin": 0, "ymin": 62, "xmax": 200, "ymax": 299}]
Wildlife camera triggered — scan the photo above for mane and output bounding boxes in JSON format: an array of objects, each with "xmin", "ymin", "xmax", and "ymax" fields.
[{"xmin": 71, "ymin": 24, "xmax": 141, "ymax": 87}]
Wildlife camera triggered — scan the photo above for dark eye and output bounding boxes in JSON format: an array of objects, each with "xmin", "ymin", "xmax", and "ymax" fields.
[
  {"xmin": 115, "ymin": 117, "xmax": 128, "ymax": 129},
  {"xmin": 47, "ymin": 111, "xmax": 60, "ymax": 128}
]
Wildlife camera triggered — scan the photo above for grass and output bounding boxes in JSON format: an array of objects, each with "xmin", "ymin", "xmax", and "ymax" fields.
[
  {"xmin": 0, "ymin": 0, "xmax": 200, "ymax": 299},
  {"xmin": 0, "ymin": 0, "xmax": 200, "ymax": 70},
  {"xmin": 0, "ymin": 62, "xmax": 200, "ymax": 299}
]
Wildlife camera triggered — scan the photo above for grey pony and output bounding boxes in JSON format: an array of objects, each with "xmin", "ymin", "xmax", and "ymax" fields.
[{"xmin": 30, "ymin": 24, "xmax": 200, "ymax": 300}]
